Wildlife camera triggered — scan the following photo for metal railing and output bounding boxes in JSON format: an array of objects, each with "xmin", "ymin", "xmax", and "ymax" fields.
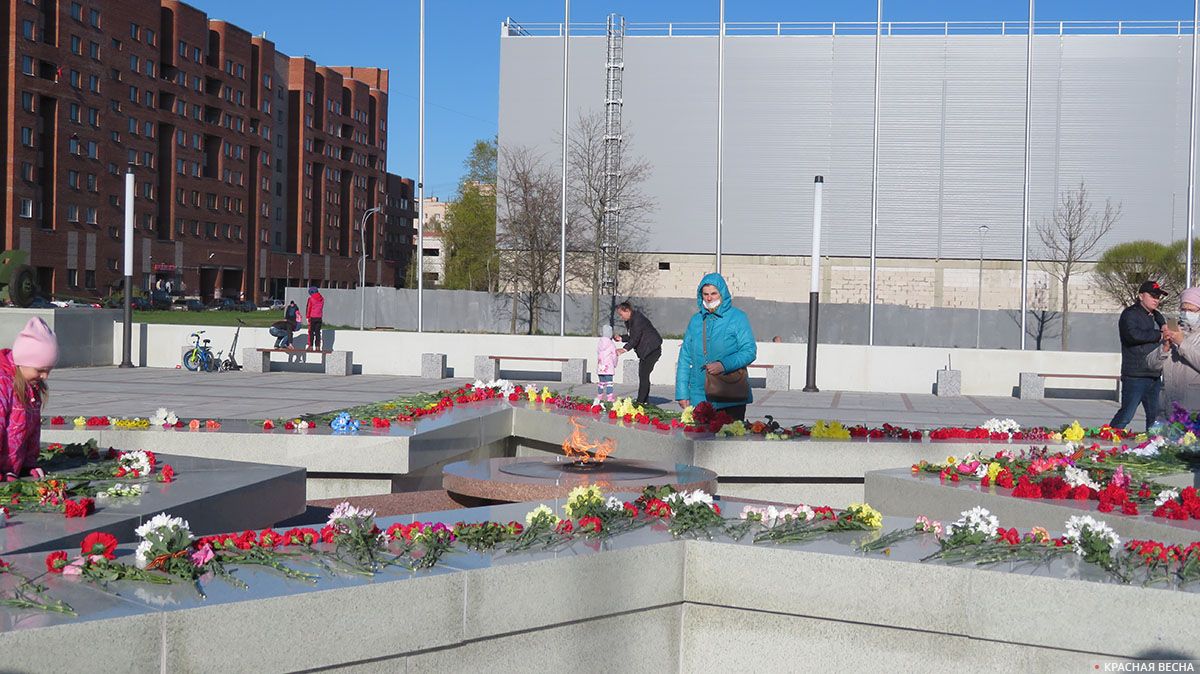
[{"xmin": 503, "ymin": 19, "xmax": 1198, "ymax": 38}]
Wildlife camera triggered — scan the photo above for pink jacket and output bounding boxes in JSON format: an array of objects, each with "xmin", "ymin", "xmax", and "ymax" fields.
[
  {"xmin": 597, "ymin": 337, "xmax": 618, "ymax": 376},
  {"xmin": 0, "ymin": 350, "xmax": 42, "ymax": 477},
  {"xmin": 306, "ymin": 292, "xmax": 324, "ymax": 320}
]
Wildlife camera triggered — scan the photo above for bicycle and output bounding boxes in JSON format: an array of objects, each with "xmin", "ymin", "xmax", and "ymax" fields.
[{"xmin": 183, "ymin": 331, "xmax": 216, "ymax": 372}]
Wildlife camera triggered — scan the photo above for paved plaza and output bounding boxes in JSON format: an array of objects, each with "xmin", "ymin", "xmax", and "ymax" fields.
[{"xmin": 43, "ymin": 367, "xmax": 1131, "ymax": 430}]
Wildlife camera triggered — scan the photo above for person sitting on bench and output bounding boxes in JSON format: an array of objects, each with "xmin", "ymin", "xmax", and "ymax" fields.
[{"xmin": 269, "ymin": 318, "xmax": 296, "ymax": 349}]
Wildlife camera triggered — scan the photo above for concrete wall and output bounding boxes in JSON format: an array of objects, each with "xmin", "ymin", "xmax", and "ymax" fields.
[
  {"xmin": 286, "ymin": 287, "xmax": 1121, "ymax": 352},
  {"xmin": 115, "ymin": 320, "xmax": 1122, "ymax": 396},
  {"xmin": 0, "ymin": 308, "xmax": 117, "ymax": 367}
]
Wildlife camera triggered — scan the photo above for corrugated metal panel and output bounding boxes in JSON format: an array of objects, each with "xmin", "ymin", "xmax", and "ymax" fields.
[{"xmin": 499, "ymin": 33, "xmax": 1197, "ymax": 260}]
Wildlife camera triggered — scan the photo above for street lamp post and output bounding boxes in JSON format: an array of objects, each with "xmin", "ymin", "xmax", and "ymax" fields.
[
  {"xmin": 359, "ymin": 206, "xmax": 383, "ymax": 331},
  {"xmin": 976, "ymin": 225, "xmax": 990, "ymax": 349},
  {"xmin": 119, "ymin": 169, "xmax": 135, "ymax": 368}
]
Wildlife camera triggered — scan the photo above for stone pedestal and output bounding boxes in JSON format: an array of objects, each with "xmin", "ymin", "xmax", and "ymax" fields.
[
  {"xmin": 935, "ymin": 369, "xmax": 961, "ymax": 397},
  {"xmin": 1018, "ymin": 372, "xmax": 1044, "ymax": 399},
  {"xmin": 475, "ymin": 355, "xmax": 499, "ymax": 381},
  {"xmin": 421, "ymin": 353, "xmax": 448, "ymax": 379},
  {"xmin": 243, "ymin": 347, "xmax": 269, "ymax": 373},
  {"xmin": 326, "ymin": 350, "xmax": 353, "ymax": 376},
  {"xmin": 562, "ymin": 358, "xmax": 586, "ymax": 384},
  {"xmin": 622, "ymin": 359, "xmax": 639, "ymax": 385},
  {"xmin": 764, "ymin": 365, "xmax": 790, "ymax": 391}
]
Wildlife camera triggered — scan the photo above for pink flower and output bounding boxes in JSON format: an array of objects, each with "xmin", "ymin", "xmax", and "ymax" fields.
[
  {"xmin": 190, "ymin": 543, "xmax": 214, "ymax": 568},
  {"xmin": 1111, "ymin": 465, "xmax": 1130, "ymax": 490}
]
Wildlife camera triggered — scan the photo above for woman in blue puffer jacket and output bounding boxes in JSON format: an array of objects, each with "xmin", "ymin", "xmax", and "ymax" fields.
[{"xmin": 675, "ymin": 273, "xmax": 757, "ymax": 420}]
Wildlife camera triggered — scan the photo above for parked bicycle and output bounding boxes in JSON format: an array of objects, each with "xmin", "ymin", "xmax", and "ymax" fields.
[{"xmin": 183, "ymin": 331, "xmax": 216, "ymax": 372}]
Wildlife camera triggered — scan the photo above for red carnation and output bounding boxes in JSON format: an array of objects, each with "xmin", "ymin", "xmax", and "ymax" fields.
[
  {"xmin": 258, "ymin": 529, "xmax": 282, "ymax": 548},
  {"xmin": 262, "ymin": 419, "xmax": 275, "ymax": 430},
  {"xmin": 555, "ymin": 519, "xmax": 574, "ymax": 535},
  {"xmin": 50, "ymin": 416, "xmax": 65, "ymax": 425},
  {"xmin": 81, "ymin": 531, "xmax": 119, "ymax": 559},
  {"xmin": 578, "ymin": 516, "xmax": 602, "ymax": 534},
  {"xmin": 63, "ymin": 498, "xmax": 94, "ymax": 518},
  {"xmin": 319, "ymin": 525, "xmax": 336, "ymax": 543},
  {"xmin": 45, "ymin": 550, "xmax": 69, "ymax": 573},
  {"xmin": 158, "ymin": 465, "xmax": 175, "ymax": 483}
]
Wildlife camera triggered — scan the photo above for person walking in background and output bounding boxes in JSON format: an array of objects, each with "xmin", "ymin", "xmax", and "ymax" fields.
[
  {"xmin": 0, "ymin": 318, "xmax": 58, "ymax": 481},
  {"xmin": 306, "ymin": 286, "xmax": 325, "ymax": 351},
  {"xmin": 1110, "ymin": 280, "xmax": 1169, "ymax": 431},
  {"xmin": 675, "ymin": 273, "xmax": 757, "ymax": 421},
  {"xmin": 1147, "ymin": 286, "xmax": 1200, "ymax": 412},
  {"xmin": 615, "ymin": 301, "xmax": 663, "ymax": 404},
  {"xmin": 596, "ymin": 324, "xmax": 619, "ymax": 404}
]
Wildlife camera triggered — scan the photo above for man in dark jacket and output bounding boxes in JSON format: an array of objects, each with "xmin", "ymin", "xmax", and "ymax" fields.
[
  {"xmin": 1109, "ymin": 280, "xmax": 1169, "ymax": 431},
  {"xmin": 615, "ymin": 301, "xmax": 663, "ymax": 404}
]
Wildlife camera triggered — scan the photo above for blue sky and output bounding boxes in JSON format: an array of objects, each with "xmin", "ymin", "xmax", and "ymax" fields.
[{"xmin": 196, "ymin": 0, "xmax": 1194, "ymax": 199}]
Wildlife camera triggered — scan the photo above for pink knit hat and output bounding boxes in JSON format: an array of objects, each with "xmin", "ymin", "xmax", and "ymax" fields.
[
  {"xmin": 12, "ymin": 318, "xmax": 58, "ymax": 369},
  {"xmin": 1183, "ymin": 287, "xmax": 1200, "ymax": 310}
]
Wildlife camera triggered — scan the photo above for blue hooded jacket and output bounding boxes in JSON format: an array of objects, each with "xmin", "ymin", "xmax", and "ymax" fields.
[{"xmin": 674, "ymin": 273, "xmax": 757, "ymax": 408}]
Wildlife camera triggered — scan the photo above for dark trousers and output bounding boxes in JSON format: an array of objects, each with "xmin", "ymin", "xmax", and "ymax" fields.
[
  {"xmin": 308, "ymin": 319, "xmax": 323, "ymax": 350},
  {"xmin": 720, "ymin": 404, "xmax": 747, "ymax": 421},
  {"xmin": 1109, "ymin": 376, "xmax": 1163, "ymax": 431},
  {"xmin": 636, "ymin": 349, "xmax": 661, "ymax": 404},
  {"xmin": 269, "ymin": 327, "xmax": 292, "ymax": 348}
]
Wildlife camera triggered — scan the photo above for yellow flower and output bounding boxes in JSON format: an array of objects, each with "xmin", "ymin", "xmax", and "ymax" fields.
[
  {"xmin": 847, "ymin": 503, "xmax": 883, "ymax": 529},
  {"xmin": 944, "ymin": 455, "xmax": 958, "ymax": 466},
  {"xmin": 680, "ymin": 405, "xmax": 695, "ymax": 425},
  {"xmin": 73, "ymin": 416, "xmax": 86, "ymax": 427},
  {"xmin": 527, "ymin": 387, "xmax": 538, "ymax": 402},
  {"xmin": 1062, "ymin": 421, "xmax": 1085, "ymax": 443},
  {"xmin": 987, "ymin": 462, "xmax": 1002, "ymax": 481},
  {"xmin": 564, "ymin": 484, "xmax": 603, "ymax": 519},
  {"xmin": 716, "ymin": 421, "xmax": 747, "ymax": 437},
  {"xmin": 812, "ymin": 420, "xmax": 850, "ymax": 439},
  {"xmin": 1183, "ymin": 432, "xmax": 1198, "ymax": 447},
  {"xmin": 540, "ymin": 386, "xmax": 552, "ymax": 401},
  {"xmin": 525, "ymin": 504, "xmax": 558, "ymax": 526},
  {"xmin": 1050, "ymin": 432, "xmax": 1062, "ymax": 442}
]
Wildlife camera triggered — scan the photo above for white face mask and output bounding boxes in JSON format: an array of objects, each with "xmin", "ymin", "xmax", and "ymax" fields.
[
  {"xmin": 1182, "ymin": 311, "xmax": 1200, "ymax": 330},
  {"xmin": 703, "ymin": 298, "xmax": 721, "ymax": 311}
]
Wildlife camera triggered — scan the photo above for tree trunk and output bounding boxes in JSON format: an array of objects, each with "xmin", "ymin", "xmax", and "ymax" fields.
[
  {"xmin": 1060, "ymin": 274, "xmax": 1070, "ymax": 351},
  {"xmin": 510, "ymin": 291, "xmax": 517, "ymax": 335},
  {"xmin": 590, "ymin": 256, "xmax": 600, "ymax": 336}
]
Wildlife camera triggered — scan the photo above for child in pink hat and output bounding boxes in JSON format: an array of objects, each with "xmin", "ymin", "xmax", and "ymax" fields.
[{"xmin": 1, "ymin": 317, "xmax": 58, "ymax": 481}]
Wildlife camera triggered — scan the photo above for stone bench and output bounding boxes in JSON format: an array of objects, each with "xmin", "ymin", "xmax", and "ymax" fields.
[
  {"xmin": 245, "ymin": 347, "xmax": 353, "ymax": 376},
  {"xmin": 422, "ymin": 353, "xmax": 448, "ymax": 379},
  {"xmin": 1019, "ymin": 372, "xmax": 1120, "ymax": 400},
  {"xmin": 475, "ymin": 355, "xmax": 586, "ymax": 384}
]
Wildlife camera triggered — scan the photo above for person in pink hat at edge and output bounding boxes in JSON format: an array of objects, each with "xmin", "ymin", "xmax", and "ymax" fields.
[
  {"xmin": 1150, "ymin": 287, "xmax": 1200, "ymax": 412},
  {"xmin": 0, "ymin": 318, "xmax": 57, "ymax": 481}
]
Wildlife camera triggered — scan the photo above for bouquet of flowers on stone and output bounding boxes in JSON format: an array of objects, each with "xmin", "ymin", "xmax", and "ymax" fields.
[{"xmin": 741, "ymin": 501, "xmax": 883, "ymax": 545}]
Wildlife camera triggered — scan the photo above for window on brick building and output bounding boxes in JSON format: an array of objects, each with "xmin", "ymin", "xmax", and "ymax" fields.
[
  {"xmin": 130, "ymin": 23, "xmax": 139, "ymax": 40},
  {"xmin": 20, "ymin": 127, "xmax": 33, "ymax": 147},
  {"xmin": 22, "ymin": 20, "xmax": 35, "ymax": 40},
  {"xmin": 85, "ymin": 207, "xmax": 97, "ymax": 224},
  {"xmin": 88, "ymin": 8, "xmax": 100, "ymax": 28},
  {"xmin": 144, "ymin": 121, "xmax": 153, "ymax": 138},
  {"xmin": 84, "ymin": 270, "xmax": 95, "ymax": 289},
  {"xmin": 89, "ymin": 41, "xmax": 100, "ymax": 60},
  {"xmin": 130, "ymin": 55, "xmax": 138, "ymax": 73},
  {"xmin": 86, "ymin": 141, "xmax": 97, "ymax": 157},
  {"xmin": 143, "ymin": 91, "xmax": 152, "ymax": 107},
  {"xmin": 18, "ymin": 199, "xmax": 33, "ymax": 218},
  {"xmin": 88, "ymin": 75, "xmax": 99, "ymax": 93},
  {"xmin": 20, "ymin": 163, "xmax": 33, "ymax": 181},
  {"xmin": 21, "ymin": 56, "xmax": 34, "ymax": 75},
  {"xmin": 67, "ymin": 269, "xmax": 78, "ymax": 288},
  {"xmin": 88, "ymin": 107, "xmax": 98, "ymax": 126},
  {"xmin": 70, "ymin": 2, "xmax": 81, "ymax": 21},
  {"xmin": 66, "ymin": 205, "xmax": 79, "ymax": 222},
  {"xmin": 86, "ymin": 174, "xmax": 96, "ymax": 191},
  {"xmin": 145, "ymin": 29, "xmax": 155, "ymax": 46},
  {"xmin": 22, "ymin": 92, "xmax": 35, "ymax": 112},
  {"xmin": 71, "ymin": 35, "xmax": 82, "ymax": 54},
  {"xmin": 68, "ymin": 171, "xmax": 79, "ymax": 188}
]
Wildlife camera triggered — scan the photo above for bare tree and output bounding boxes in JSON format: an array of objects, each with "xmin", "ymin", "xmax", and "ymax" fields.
[
  {"xmin": 495, "ymin": 146, "xmax": 589, "ymax": 334},
  {"xmin": 567, "ymin": 111, "xmax": 656, "ymax": 335},
  {"xmin": 1037, "ymin": 181, "xmax": 1119, "ymax": 350}
]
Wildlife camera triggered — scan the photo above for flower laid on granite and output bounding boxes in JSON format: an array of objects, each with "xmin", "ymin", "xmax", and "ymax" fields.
[
  {"xmin": 158, "ymin": 465, "xmax": 175, "ymax": 483},
  {"xmin": 262, "ymin": 419, "xmax": 275, "ymax": 430},
  {"xmin": 810, "ymin": 420, "xmax": 851, "ymax": 440},
  {"xmin": 149, "ymin": 408, "xmax": 179, "ymax": 428},
  {"xmin": 525, "ymin": 504, "xmax": 558, "ymax": 527},
  {"xmin": 112, "ymin": 417, "xmax": 150, "ymax": 430},
  {"xmin": 134, "ymin": 513, "xmax": 194, "ymax": 570},
  {"xmin": 325, "ymin": 502, "xmax": 388, "ymax": 570},
  {"xmin": 981, "ymin": 418, "xmax": 1021, "ymax": 436},
  {"xmin": 96, "ymin": 483, "xmax": 146, "ymax": 499},
  {"xmin": 49, "ymin": 416, "xmax": 65, "ymax": 425},
  {"xmin": 330, "ymin": 412, "xmax": 360, "ymax": 434},
  {"xmin": 187, "ymin": 419, "xmax": 200, "ymax": 430},
  {"xmin": 62, "ymin": 498, "xmax": 93, "ymax": 518},
  {"xmin": 1064, "ymin": 515, "xmax": 1122, "ymax": 569},
  {"xmin": 945, "ymin": 506, "xmax": 1001, "ymax": 542},
  {"xmin": 1062, "ymin": 421, "xmax": 1086, "ymax": 443},
  {"xmin": 116, "ymin": 450, "xmax": 156, "ymax": 478},
  {"xmin": 80, "ymin": 532, "xmax": 118, "ymax": 560},
  {"xmin": 204, "ymin": 419, "xmax": 220, "ymax": 429},
  {"xmin": 1064, "ymin": 465, "xmax": 1102, "ymax": 491},
  {"xmin": 72, "ymin": 416, "xmax": 86, "ymax": 427},
  {"xmin": 715, "ymin": 421, "xmax": 747, "ymax": 437},
  {"xmin": 563, "ymin": 485, "xmax": 604, "ymax": 520},
  {"xmin": 740, "ymin": 504, "xmax": 815, "ymax": 527}
]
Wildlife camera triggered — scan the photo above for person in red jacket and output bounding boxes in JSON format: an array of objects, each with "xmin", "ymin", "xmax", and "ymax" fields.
[
  {"xmin": 0, "ymin": 318, "xmax": 58, "ymax": 481},
  {"xmin": 305, "ymin": 286, "xmax": 325, "ymax": 351}
]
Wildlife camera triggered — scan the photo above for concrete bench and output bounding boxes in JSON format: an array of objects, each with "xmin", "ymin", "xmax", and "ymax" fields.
[
  {"xmin": 748, "ymin": 363, "xmax": 791, "ymax": 391},
  {"xmin": 422, "ymin": 353, "xmax": 448, "ymax": 379},
  {"xmin": 245, "ymin": 347, "xmax": 353, "ymax": 376},
  {"xmin": 1019, "ymin": 372, "xmax": 1120, "ymax": 401},
  {"xmin": 475, "ymin": 355, "xmax": 586, "ymax": 384}
]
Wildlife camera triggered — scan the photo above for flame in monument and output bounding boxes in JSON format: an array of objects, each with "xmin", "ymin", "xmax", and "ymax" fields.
[{"xmin": 562, "ymin": 418, "xmax": 616, "ymax": 464}]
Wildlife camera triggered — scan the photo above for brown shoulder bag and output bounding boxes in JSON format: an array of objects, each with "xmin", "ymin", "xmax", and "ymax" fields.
[{"xmin": 702, "ymin": 317, "xmax": 749, "ymax": 403}]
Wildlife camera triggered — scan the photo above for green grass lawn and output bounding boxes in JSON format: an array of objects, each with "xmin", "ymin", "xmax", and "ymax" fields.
[{"xmin": 133, "ymin": 310, "xmax": 281, "ymax": 327}]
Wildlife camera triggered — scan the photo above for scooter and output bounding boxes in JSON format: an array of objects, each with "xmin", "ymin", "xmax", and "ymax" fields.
[{"xmin": 218, "ymin": 319, "xmax": 245, "ymax": 371}]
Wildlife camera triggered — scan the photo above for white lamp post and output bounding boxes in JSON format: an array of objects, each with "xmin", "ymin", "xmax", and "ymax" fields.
[
  {"xmin": 803, "ymin": 176, "xmax": 824, "ymax": 392},
  {"xmin": 976, "ymin": 224, "xmax": 990, "ymax": 349},
  {"xmin": 119, "ymin": 169, "xmax": 135, "ymax": 368}
]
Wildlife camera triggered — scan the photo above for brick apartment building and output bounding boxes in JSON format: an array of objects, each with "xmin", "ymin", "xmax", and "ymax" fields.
[{"xmin": 1, "ymin": 0, "xmax": 416, "ymax": 303}]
